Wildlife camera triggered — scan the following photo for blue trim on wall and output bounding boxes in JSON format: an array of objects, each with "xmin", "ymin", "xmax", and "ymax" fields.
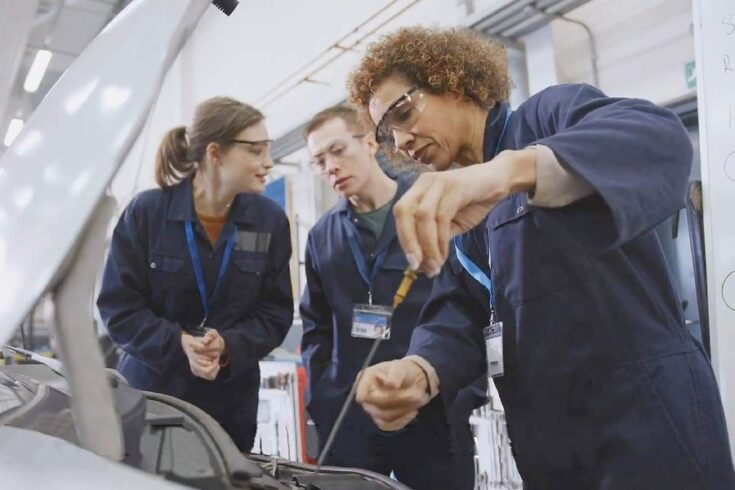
[{"xmin": 264, "ymin": 176, "xmax": 286, "ymax": 210}]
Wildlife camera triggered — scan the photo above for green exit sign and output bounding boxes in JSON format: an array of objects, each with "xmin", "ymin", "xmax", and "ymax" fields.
[{"xmin": 685, "ymin": 60, "xmax": 697, "ymax": 89}]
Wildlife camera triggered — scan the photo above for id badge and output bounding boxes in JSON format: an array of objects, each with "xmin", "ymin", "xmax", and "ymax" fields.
[
  {"xmin": 352, "ymin": 304, "xmax": 392, "ymax": 340},
  {"xmin": 483, "ymin": 320, "xmax": 504, "ymax": 378}
]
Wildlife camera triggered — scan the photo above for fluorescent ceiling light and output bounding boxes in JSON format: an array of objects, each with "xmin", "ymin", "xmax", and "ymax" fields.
[
  {"xmin": 24, "ymin": 49, "xmax": 53, "ymax": 93},
  {"xmin": 3, "ymin": 119, "xmax": 24, "ymax": 147}
]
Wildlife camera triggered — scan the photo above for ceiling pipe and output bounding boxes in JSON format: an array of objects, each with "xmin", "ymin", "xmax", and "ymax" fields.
[
  {"xmin": 31, "ymin": 0, "xmax": 65, "ymax": 32},
  {"xmin": 256, "ymin": 0, "xmax": 422, "ymax": 109},
  {"xmin": 530, "ymin": 4, "xmax": 600, "ymax": 88},
  {"xmin": 255, "ymin": 0, "xmax": 401, "ymax": 106}
]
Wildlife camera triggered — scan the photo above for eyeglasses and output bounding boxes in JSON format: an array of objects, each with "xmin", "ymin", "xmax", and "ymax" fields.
[
  {"xmin": 374, "ymin": 87, "xmax": 427, "ymax": 149},
  {"xmin": 230, "ymin": 139, "xmax": 273, "ymax": 156},
  {"xmin": 309, "ymin": 134, "xmax": 366, "ymax": 173}
]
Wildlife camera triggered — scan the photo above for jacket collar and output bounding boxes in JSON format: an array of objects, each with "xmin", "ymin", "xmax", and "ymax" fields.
[
  {"xmin": 335, "ymin": 174, "xmax": 410, "ymax": 252},
  {"xmin": 166, "ymin": 175, "xmax": 258, "ymax": 225},
  {"xmin": 482, "ymin": 101, "xmax": 511, "ymax": 162},
  {"xmin": 332, "ymin": 173, "xmax": 410, "ymax": 218}
]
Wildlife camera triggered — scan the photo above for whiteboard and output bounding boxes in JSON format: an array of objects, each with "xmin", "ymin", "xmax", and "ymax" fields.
[{"xmin": 692, "ymin": 0, "xmax": 735, "ymax": 455}]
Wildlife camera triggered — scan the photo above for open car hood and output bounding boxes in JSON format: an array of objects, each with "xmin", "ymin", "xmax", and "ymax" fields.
[
  {"xmin": 0, "ymin": 364, "xmax": 411, "ymax": 489},
  {"xmin": 0, "ymin": 0, "xmax": 218, "ymax": 344}
]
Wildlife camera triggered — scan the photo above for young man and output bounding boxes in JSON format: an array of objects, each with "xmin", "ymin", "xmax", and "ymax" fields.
[{"xmin": 300, "ymin": 105, "xmax": 480, "ymax": 489}]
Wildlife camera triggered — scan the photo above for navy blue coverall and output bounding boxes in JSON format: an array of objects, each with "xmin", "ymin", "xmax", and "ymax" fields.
[
  {"xmin": 300, "ymin": 176, "xmax": 482, "ymax": 489},
  {"xmin": 97, "ymin": 177, "xmax": 293, "ymax": 451},
  {"xmin": 408, "ymin": 84, "xmax": 734, "ymax": 489}
]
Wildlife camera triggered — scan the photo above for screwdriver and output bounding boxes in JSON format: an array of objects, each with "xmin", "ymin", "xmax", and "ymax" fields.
[
  {"xmin": 392, "ymin": 268, "xmax": 418, "ymax": 309},
  {"xmin": 316, "ymin": 267, "xmax": 419, "ymax": 469}
]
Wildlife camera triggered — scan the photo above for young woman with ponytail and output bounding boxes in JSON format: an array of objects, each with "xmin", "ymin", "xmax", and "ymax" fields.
[{"xmin": 97, "ymin": 97, "xmax": 294, "ymax": 451}]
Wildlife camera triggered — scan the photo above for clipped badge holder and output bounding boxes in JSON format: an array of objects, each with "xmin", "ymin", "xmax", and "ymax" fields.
[
  {"xmin": 185, "ymin": 317, "xmax": 207, "ymax": 337},
  {"xmin": 352, "ymin": 304, "xmax": 392, "ymax": 340},
  {"xmin": 484, "ymin": 320, "xmax": 504, "ymax": 378}
]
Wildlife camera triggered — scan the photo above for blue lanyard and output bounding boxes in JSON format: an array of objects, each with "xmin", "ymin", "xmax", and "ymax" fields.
[
  {"xmin": 453, "ymin": 235, "xmax": 494, "ymax": 310},
  {"xmin": 343, "ymin": 221, "xmax": 391, "ymax": 301},
  {"xmin": 185, "ymin": 221, "xmax": 236, "ymax": 320},
  {"xmin": 453, "ymin": 108, "xmax": 513, "ymax": 312}
]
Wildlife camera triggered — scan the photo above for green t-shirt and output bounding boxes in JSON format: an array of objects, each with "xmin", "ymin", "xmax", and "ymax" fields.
[{"xmin": 356, "ymin": 199, "xmax": 393, "ymax": 237}]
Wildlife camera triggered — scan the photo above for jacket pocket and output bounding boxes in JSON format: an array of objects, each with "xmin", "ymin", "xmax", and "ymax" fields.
[
  {"xmin": 149, "ymin": 254, "xmax": 184, "ymax": 273},
  {"xmin": 228, "ymin": 252, "xmax": 268, "ymax": 313},
  {"xmin": 489, "ymin": 195, "xmax": 592, "ymax": 306},
  {"xmin": 148, "ymin": 254, "xmax": 186, "ymax": 307}
]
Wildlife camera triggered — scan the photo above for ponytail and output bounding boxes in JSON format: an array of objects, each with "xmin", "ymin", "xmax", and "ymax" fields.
[
  {"xmin": 154, "ymin": 97, "xmax": 264, "ymax": 188},
  {"xmin": 154, "ymin": 126, "xmax": 195, "ymax": 188}
]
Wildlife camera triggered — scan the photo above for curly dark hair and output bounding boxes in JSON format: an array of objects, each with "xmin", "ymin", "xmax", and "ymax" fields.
[{"xmin": 348, "ymin": 26, "xmax": 510, "ymax": 112}]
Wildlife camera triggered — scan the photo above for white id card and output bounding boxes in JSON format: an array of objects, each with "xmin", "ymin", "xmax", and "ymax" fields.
[
  {"xmin": 352, "ymin": 304, "xmax": 392, "ymax": 340},
  {"xmin": 483, "ymin": 321, "xmax": 504, "ymax": 378}
]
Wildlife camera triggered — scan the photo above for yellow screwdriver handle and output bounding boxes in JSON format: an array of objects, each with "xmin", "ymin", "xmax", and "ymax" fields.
[{"xmin": 392, "ymin": 268, "xmax": 419, "ymax": 309}]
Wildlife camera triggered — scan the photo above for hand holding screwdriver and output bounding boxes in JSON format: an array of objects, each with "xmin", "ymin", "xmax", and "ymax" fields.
[
  {"xmin": 317, "ymin": 268, "xmax": 421, "ymax": 467},
  {"xmin": 355, "ymin": 358, "xmax": 431, "ymax": 431}
]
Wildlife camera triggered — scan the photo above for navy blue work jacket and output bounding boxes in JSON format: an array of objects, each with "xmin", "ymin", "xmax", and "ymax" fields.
[
  {"xmin": 300, "ymin": 177, "xmax": 435, "ymax": 415},
  {"xmin": 301, "ymin": 176, "xmax": 484, "ymax": 485},
  {"xmin": 408, "ymin": 84, "xmax": 734, "ymax": 489},
  {"xmin": 97, "ymin": 176, "xmax": 293, "ymax": 450},
  {"xmin": 300, "ymin": 177, "xmax": 461, "ymax": 419}
]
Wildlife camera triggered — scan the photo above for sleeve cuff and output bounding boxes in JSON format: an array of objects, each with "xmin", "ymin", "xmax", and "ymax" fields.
[
  {"xmin": 219, "ymin": 351, "xmax": 230, "ymax": 367},
  {"xmin": 404, "ymin": 355, "xmax": 440, "ymax": 399},
  {"xmin": 527, "ymin": 144, "xmax": 595, "ymax": 208}
]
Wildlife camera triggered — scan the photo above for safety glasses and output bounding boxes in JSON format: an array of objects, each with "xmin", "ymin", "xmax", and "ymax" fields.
[
  {"xmin": 374, "ymin": 87, "xmax": 426, "ymax": 149},
  {"xmin": 309, "ymin": 134, "xmax": 366, "ymax": 174}
]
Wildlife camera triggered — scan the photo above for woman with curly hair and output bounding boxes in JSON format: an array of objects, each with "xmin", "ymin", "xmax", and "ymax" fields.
[{"xmin": 350, "ymin": 26, "xmax": 734, "ymax": 489}]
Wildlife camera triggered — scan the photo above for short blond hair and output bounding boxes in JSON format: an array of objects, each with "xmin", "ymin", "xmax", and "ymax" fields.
[{"xmin": 303, "ymin": 105, "xmax": 366, "ymax": 140}]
